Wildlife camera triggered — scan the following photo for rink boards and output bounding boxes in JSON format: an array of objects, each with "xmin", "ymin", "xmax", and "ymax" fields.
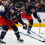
[{"xmin": 16, "ymin": 12, "xmax": 45, "ymax": 27}]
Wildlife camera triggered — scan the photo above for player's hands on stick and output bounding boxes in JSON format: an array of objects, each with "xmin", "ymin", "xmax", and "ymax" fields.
[
  {"xmin": 38, "ymin": 19, "xmax": 41, "ymax": 23},
  {"xmin": 23, "ymin": 23, "xmax": 27, "ymax": 30}
]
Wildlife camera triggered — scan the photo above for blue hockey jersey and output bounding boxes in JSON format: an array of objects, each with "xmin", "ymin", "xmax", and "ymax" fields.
[
  {"xmin": 25, "ymin": 4, "xmax": 37, "ymax": 14},
  {"xmin": 25, "ymin": 4, "xmax": 39, "ymax": 19},
  {"xmin": 1, "ymin": 6, "xmax": 24, "ymax": 25}
]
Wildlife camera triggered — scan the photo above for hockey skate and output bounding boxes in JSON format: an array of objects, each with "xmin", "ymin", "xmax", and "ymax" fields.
[
  {"xmin": 0, "ymin": 38, "xmax": 6, "ymax": 44},
  {"xmin": 17, "ymin": 38, "xmax": 24, "ymax": 42},
  {"xmin": 27, "ymin": 30, "xmax": 31, "ymax": 35}
]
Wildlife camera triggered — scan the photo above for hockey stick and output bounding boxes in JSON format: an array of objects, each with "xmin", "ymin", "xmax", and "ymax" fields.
[
  {"xmin": 19, "ymin": 32, "xmax": 45, "ymax": 42},
  {"xmin": 28, "ymin": 29, "xmax": 45, "ymax": 40},
  {"xmin": 38, "ymin": 14, "xmax": 44, "ymax": 34},
  {"xmin": 39, "ymin": 23, "xmax": 44, "ymax": 34}
]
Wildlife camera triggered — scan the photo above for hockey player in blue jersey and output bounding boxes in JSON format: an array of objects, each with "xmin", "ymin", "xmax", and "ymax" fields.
[
  {"xmin": 0, "ymin": 2, "xmax": 27, "ymax": 43},
  {"xmin": 21, "ymin": 1, "xmax": 41, "ymax": 34}
]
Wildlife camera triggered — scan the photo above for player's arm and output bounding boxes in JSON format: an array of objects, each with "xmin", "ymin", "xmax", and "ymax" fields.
[
  {"xmin": 14, "ymin": 6, "xmax": 26, "ymax": 25},
  {"xmin": 17, "ymin": 14, "xmax": 24, "ymax": 25},
  {"xmin": 33, "ymin": 12, "xmax": 41, "ymax": 23},
  {"xmin": 17, "ymin": 13, "xmax": 26, "ymax": 25},
  {"xmin": 12, "ymin": 6, "xmax": 27, "ymax": 29},
  {"xmin": 17, "ymin": 13, "xmax": 27, "ymax": 29}
]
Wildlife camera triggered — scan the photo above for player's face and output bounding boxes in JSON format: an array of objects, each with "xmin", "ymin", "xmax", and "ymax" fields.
[
  {"xmin": 10, "ymin": 3, "xmax": 13, "ymax": 7},
  {"xmin": 18, "ymin": 8, "xmax": 21, "ymax": 11},
  {"xmin": 36, "ymin": 3, "xmax": 39, "ymax": 7}
]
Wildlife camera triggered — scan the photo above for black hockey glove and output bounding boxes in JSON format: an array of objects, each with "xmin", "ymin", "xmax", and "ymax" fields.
[
  {"xmin": 23, "ymin": 23, "xmax": 27, "ymax": 30},
  {"xmin": 38, "ymin": 19, "xmax": 41, "ymax": 23}
]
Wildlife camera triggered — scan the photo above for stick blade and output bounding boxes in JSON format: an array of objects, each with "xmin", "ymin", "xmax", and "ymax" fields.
[
  {"xmin": 39, "ymin": 33, "xmax": 44, "ymax": 34},
  {"xmin": 42, "ymin": 41, "xmax": 45, "ymax": 42},
  {"xmin": 0, "ymin": 40, "xmax": 6, "ymax": 44}
]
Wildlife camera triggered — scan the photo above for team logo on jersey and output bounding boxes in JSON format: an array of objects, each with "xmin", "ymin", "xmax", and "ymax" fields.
[
  {"xmin": 31, "ymin": 8, "xmax": 36, "ymax": 13},
  {"xmin": 10, "ymin": 9, "xmax": 14, "ymax": 14}
]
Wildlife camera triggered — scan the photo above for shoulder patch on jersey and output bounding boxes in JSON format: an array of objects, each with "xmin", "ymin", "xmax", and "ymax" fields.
[{"xmin": 10, "ymin": 9, "xmax": 14, "ymax": 14}]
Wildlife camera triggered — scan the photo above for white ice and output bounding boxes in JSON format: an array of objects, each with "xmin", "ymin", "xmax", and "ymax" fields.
[{"xmin": 0, "ymin": 27, "xmax": 45, "ymax": 45}]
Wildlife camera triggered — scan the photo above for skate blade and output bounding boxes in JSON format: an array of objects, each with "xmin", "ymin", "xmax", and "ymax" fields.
[
  {"xmin": 0, "ymin": 43, "xmax": 6, "ymax": 44},
  {"xmin": 0, "ymin": 41, "xmax": 6, "ymax": 44},
  {"xmin": 26, "ymin": 33, "xmax": 31, "ymax": 36},
  {"xmin": 42, "ymin": 41, "xmax": 45, "ymax": 42},
  {"xmin": 17, "ymin": 40, "xmax": 24, "ymax": 43}
]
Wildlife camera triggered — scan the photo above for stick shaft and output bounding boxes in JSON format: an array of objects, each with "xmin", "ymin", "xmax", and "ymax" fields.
[
  {"xmin": 19, "ymin": 32, "xmax": 44, "ymax": 42},
  {"xmin": 28, "ymin": 29, "xmax": 45, "ymax": 40},
  {"xmin": 39, "ymin": 23, "xmax": 41, "ymax": 34}
]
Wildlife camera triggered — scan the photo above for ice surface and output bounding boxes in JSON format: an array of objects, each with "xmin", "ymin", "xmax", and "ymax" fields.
[{"xmin": 0, "ymin": 27, "xmax": 45, "ymax": 45}]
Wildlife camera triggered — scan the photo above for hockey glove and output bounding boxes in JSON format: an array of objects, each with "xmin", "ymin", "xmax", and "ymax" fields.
[
  {"xmin": 38, "ymin": 19, "xmax": 41, "ymax": 23},
  {"xmin": 23, "ymin": 23, "xmax": 27, "ymax": 30}
]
